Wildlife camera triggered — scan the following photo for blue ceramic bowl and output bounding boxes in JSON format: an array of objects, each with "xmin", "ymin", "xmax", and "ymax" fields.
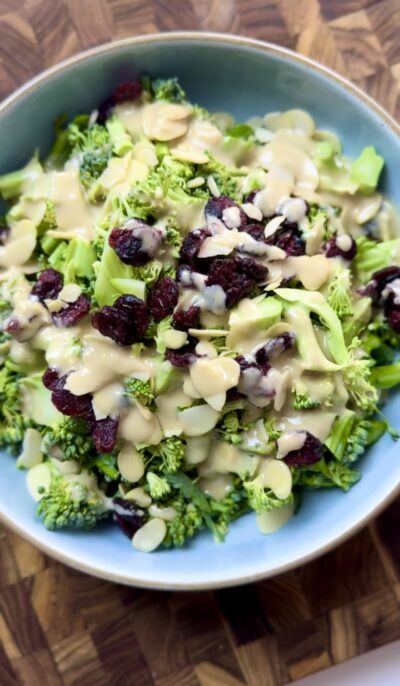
[{"xmin": 1, "ymin": 33, "xmax": 399, "ymax": 589}]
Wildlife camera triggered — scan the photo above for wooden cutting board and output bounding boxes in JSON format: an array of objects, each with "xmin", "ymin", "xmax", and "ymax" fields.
[{"xmin": 0, "ymin": 1, "xmax": 400, "ymax": 684}]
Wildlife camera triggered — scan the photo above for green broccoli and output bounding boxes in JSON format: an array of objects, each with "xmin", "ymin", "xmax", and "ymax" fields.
[
  {"xmin": 124, "ymin": 377, "xmax": 155, "ymax": 406},
  {"xmin": 0, "ymin": 156, "xmax": 43, "ymax": 200},
  {"xmin": 163, "ymin": 501, "xmax": 204, "ymax": 547},
  {"xmin": 68, "ymin": 121, "xmax": 112, "ymax": 197},
  {"xmin": 147, "ymin": 472, "xmax": 171, "ymax": 499},
  {"xmin": 157, "ymin": 436, "xmax": 185, "ymax": 473},
  {"xmin": 355, "ymin": 236, "xmax": 400, "ymax": 283},
  {"xmin": 152, "ymin": 78, "xmax": 186, "ymax": 103},
  {"xmin": 293, "ymin": 458, "xmax": 360, "ymax": 491},
  {"xmin": 106, "ymin": 115, "xmax": 133, "ymax": 157},
  {"xmin": 292, "ymin": 390, "xmax": 321, "ymax": 410},
  {"xmin": 243, "ymin": 475, "xmax": 293, "ymax": 513},
  {"xmin": 327, "ymin": 267, "xmax": 354, "ymax": 318},
  {"xmin": 42, "ymin": 417, "xmax": 93, "ymax": 461},
  {"xmin": 155, "ymin": 315, "xmax": 173, "ymax": 354},
  {"xmin": 36, "ymin": 461, "xmax": 110, "ymax": 530},
  {"xmin": 324, "ymin": 413, "xmax": 385, "ymax": 463},
  {"xmin": 341, "ymin": 338, "xmax": 378, "ymax": 413},
  {"xmin": 0, "ymin": 361, "xmax": 27, "ymax": 449}
]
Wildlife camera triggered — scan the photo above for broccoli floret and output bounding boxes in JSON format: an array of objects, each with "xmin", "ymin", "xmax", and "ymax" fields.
[
  {"xmin": 0, "ymin": 361, "xmax": 27, "ymax": 449},
  {"xmin": 93, "ymin": 453, "xmax": 120, "ymax": 482},
  {"xmin": 293, "ymin": 458, "xmax": 360, "ymax": 491},
  {"xmin": 79, "ymin": 150, "xmax": 111, "ymax": 191},
  {"xmin": 124, "ymin": 377, "xmax": 155, "ymax": 406},
  {"xmin": 264, "ymin": 418, "xmax": 282, "ymax": 442},
  {"xmin": 243, "ymin": 474, "xmax": 293, "ymax": 513},
  {"xmin": 0, "ymin": 156, "xmax": 43, "ymax": 200},
  {"xmin": 42, "ymin": 417, "xmax": 93, "ymax": 461},
  {"xmin": 68, "ymin": 121, "xmax": 112, "ymax": 197},
  {"xmin": 199, "ymin": 156, "xmax": 243, "ymax": 201},
  {"xmin": 106, "ymin": 115, "xmax": 133, "ymax": 157},
  {"xmin": 165, "ymin": 225, "xmax": 183, "ymax": 257},
  {"xmin": 163, "ymin": 501, "xmax": 203, "ymax": 547},
  {"xmin": 147, "ymin": 472, "xmax": 171, "ymax": 499},
  {"xmin": 36, "ymin": 462, "xmax": 110, "ymax": 530},
  {"xmin": 355, "ymin": 236, "xmax": 400, "ymax": 283},
  {"xmin": 157, "ymin": 436, "xmax": 185, "ymax": 473},
  {"xmin": 292, "ymin": 390, "xmax": 321, "ymax": 410},
  {"xmin": 327, "ymin": 267, "xmax": 354, "ymax": 318},
  {"xmin": 155, "ymin": 315, "xmax": 173, "ymax": 354},
  {"xmin": 152, "ymin": 78, "xmax": 186, "ymax": 103},
  {"xmin": 341, "ymin": 338, "xmax": 378, "ymax": 412},
  {"xmin": 324, "ymin": 413, "xmax": 385, "ymax": 463}
]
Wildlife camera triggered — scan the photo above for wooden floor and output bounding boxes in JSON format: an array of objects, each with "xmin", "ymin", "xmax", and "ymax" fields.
[{"xmin": 0, "ymin": 1, "xmax": 400, "ymax": 684}]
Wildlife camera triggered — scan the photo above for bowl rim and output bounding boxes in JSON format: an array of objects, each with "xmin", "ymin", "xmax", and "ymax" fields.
[{"xmin": 1, "ymin": 31, "xmax": 399, "ymax": 590}]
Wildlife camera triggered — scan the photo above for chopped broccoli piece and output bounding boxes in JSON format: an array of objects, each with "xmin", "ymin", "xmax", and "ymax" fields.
[
  {"xmin": 93, "ymin": 453, "xmax": 120, "ymax": 482},
  {"xmin": 124, "ymin": 377, "xmax": 155, "ymax": 406},
  {"xmin": 325, "ymin": 413, "xmax": 385, "ymax": 463},
  {"xmin": 327, "ymin": 267, "xmax": 354, "ymax": 318},
  {"xmin": 152, "ymin": 78, "xmax": 186, "ymax": 103},
  {"xmin": 155, "ymin": 316, "xmax": 173, "ymax": 354},
  {"xmin": 292, "ymin": 390, "xmax": 321, "ymax": 410},
  {"xmin": 243, "ymin": 474, "xmax": 293, "ymax": 513},
  {"xmin": 226, "ymin": 123, "xmax": 254, "ymax": 139},
  {"xmin": 36, "ymin": 461, "xmax": 110, "ymax": 530},
  {"xmin": 147, "ymin": 472, "xmax": 171, "ymax": 499},
  {"xmin": 350, "ymin": 146, "xmax": 384, "ymax": 194},
  {"xmin": 0, "ymin": 361, "xmax": 28, "ymax": 449},
  {"xmin": 106, "ymin": 115, "xmax": 133, "ymax": 157},
  {"xmin": 354, "ymin": 236, "xmax": 400, "ymax": 283},
  {"xmin": 0, "ymin": 156, "xmax": 43, "ymax": 200},
  {"xmin": 36, "ymin": 201, "xmax": 57, "ymax": 236},
  {"xmin": 293, "ymin": 458, "xmax": 360, "ymax": 491},
  {"xmin": 157, "ymin": 436, "xmax": 185, "ymax": 473},
  {"xmin": 342, "ymin": 338, "xmax": 378, "ymax": 412},
  {"xmin": 42, "ymin": 417, "xmax": 93, "ymax": 461}
]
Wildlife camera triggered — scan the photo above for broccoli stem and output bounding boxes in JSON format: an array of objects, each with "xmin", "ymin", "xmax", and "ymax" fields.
[{"xmin": 106, "ymin": 116, "xmax": 133, "ymax": 157}]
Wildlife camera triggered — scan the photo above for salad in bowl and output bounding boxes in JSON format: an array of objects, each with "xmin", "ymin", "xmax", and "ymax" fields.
[{"xmin": 1, "ymin": 75, "xmax": 399, "ymax": 554}]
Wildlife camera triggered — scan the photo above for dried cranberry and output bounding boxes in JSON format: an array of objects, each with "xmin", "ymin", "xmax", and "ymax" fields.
[
  {"xmin": 173, "ymin": 305, "xmax": 201, "ymax": 331},
  {"xmin": 109, "ymin": 221, "xmax": 162, "ymax": 266},
  {"xmin": 97, "ymin": 96, "xmax": 115, "ymax": 125},
  {"xmin": 148, "ymin": 276, "xmax": 179, "ymax": 322},
  {"xmin": 52, "ymin": 295, "xmax": 90, "ymax": 328},
  {"xmin": 225, "ymin": 387, "xmax": 245, "ymax": 402},
  {"xmin": 92, "ymin": 295, "xmax": 148, "ymax": 345},
  {"xmin": 205, "ymin": 195, "xmax": 247, "ymax": 230},
  {"xmin": 244, "ymin": 190, "xmax": 257, "ymax": 204},
  {"xmin": 113, "ymin": 80, "xmax": 142, "ymax": 104},
  {"xmin": 92, "ymin": 417, "xmax": 119, "ymax": 453},
  {"xmin": 283, "ymin": 432, "xmax": 323, "ymax": 467},
  {"xmin": 255, "ymin": 332, "xmax": 295, "ymax": 365},
  {"xmin": 43, "ymin": 367, "xmax": 63, "ymax": 391},
  {"xmin": 51, "ymin": 388, "xmax": 93, "ymax": 418},
  {"xmin": 265, "ymin": 221, "xmax": 305, "ymax": 256},
  {"xmin": 179, "ymin": 228, "xmax": 210, "ymax": 269},
  {"xmin": 245, "ymin": 224, "xmax": 265, "ymax": 242},
  {"xmin": 165, "ymin": 338, "xmax": 198, "ymax": 367},
  {"xmin": 359, "ymin": 266, "xmax": 400, "ymax": 303},
  {"xmin": 236, "ymin": 256, "xmax": 268, "ymax": 281},
  {"xmin": 112, "ymin": 497, "xmax": 145, "ymax": 538},
  {"xmin": 325, "ymin": 236, "xmax": 357, "ymax": 261},
  {"xmin": 206, "ymin": 257, "xmax": 266, "ymax": 309},
  {"xmin": 31, "ymin": 269, "xmax": 63, "ymax": 302}
]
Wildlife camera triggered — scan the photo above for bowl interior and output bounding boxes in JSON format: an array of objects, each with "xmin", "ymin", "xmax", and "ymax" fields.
[{"xmin": 1, "ymin": 35, "xmax": 399, "ymax": 589}]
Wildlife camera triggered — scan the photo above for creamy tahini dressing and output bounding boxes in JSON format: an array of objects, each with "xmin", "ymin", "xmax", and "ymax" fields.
[{"xmin": 50, "ymin": 171, "xmax": 97, "ymax": 239}]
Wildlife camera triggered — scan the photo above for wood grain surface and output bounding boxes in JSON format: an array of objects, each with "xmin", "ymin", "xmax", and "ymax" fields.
[{"xmin": 0, "ymin": 1, "xmax": 400, "ymax": 684}]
